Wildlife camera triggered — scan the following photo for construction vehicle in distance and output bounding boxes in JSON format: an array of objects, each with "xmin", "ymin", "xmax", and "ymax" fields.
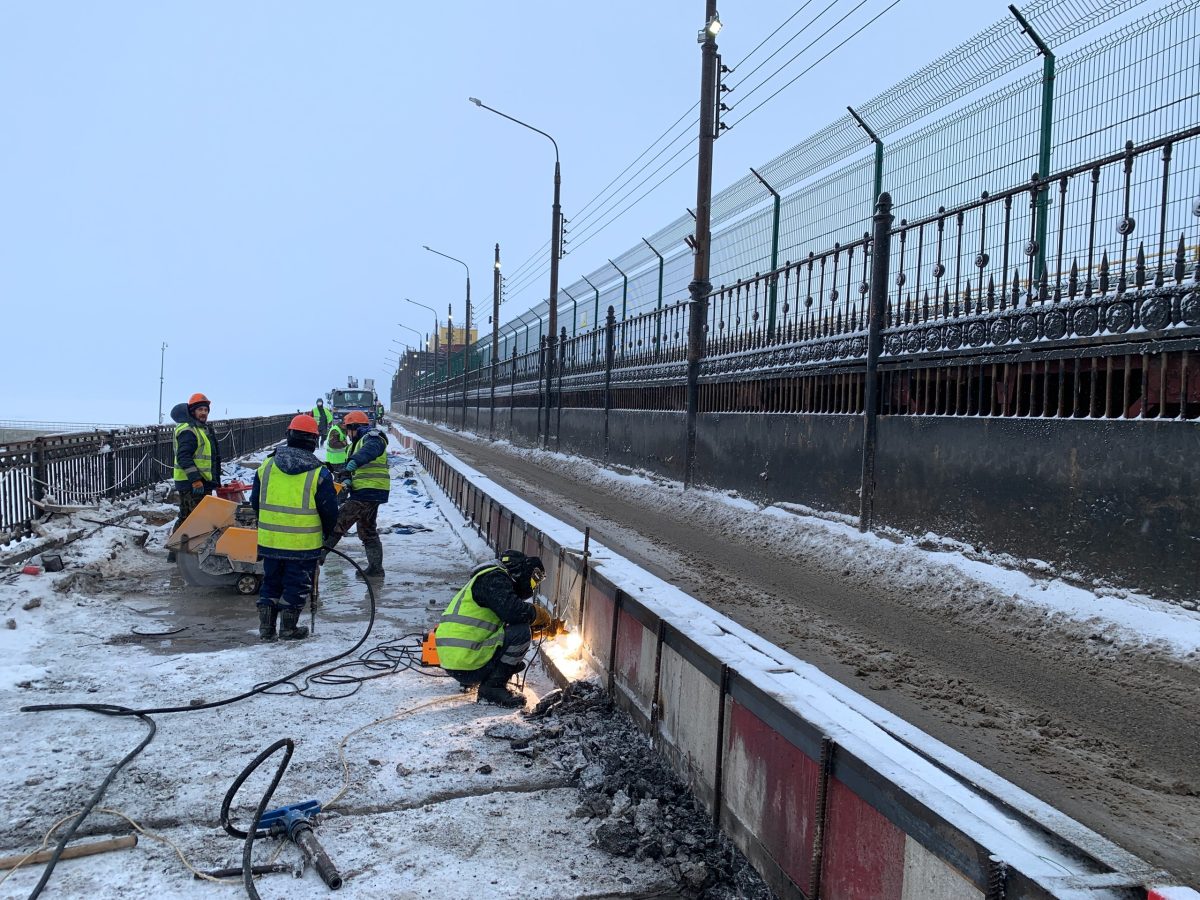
[{"xmin": 327, "ymin": 377, "xmax": 379, "ymax": 426}]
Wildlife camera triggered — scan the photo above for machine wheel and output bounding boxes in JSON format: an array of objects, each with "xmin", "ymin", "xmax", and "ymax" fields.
[{"xmin": 236, "ymin": 574, "xmax": 261, "ymax": 596}]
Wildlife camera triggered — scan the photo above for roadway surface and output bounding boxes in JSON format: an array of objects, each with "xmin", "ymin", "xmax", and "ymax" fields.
[{"xmin": 402, "ymin": 418, "xmax": 1200, "ymax": 888}]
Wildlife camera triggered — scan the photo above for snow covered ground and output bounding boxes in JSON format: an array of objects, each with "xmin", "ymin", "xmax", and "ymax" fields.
[{"xmin": 0, "ymin": 436, "xmax": 763, "ymax": 899}]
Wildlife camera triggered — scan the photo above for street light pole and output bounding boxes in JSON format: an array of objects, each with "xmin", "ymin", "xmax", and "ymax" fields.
[
  {"xmin": 424, "ymin": 245, "xmax": 472, "ymax": 430},
  {"xmin": 469, "ymin": 97, "xmax": 561, "ymax": 449},
  {"xmin": 406, "ymin": 298, "xmax": 440, "ymax": 421},
  {"xmin": 491, "ymin": 243, "xmax": 501, "ymax": 438},
  {"xmin": 685, "ymin": 2, "xmax": 722, "ymax": 488},
  {"xmin": 157, "ymin": 341, "xmax": 168, "ymax": 424}
]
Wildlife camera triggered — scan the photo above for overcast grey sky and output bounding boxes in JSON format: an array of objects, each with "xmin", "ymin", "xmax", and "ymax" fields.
[{"xmin": 0, "ymin": 1, "xmax": 1007, "ymax": 423}]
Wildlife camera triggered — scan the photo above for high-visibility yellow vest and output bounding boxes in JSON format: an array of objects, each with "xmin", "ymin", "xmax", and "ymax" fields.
[
  {"xmin": 348, "ymin": 430, "xmax": 389, "ymax": 492},
  {"xmin": 172, "ymin": 423, "xmax": 213, "ymax": 483},
  {"xmin": 312, "ymin": 405, "xmax": 331, "ymax": 427},
  {"xmin": 435, "ymin": 567, "xmax": 505, "ymax": 671},
  {"xmin": 255, "ymin": 458, "xmax": 324, "ymax": 552},
  {"xmin": 325, "ymin": 425, "xmax": 349, "ymax": 465}
]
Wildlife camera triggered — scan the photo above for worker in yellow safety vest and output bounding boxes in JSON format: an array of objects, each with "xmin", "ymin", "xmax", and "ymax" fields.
[
  {"xmin": 324, "ymin": 415, "xmax": 350, "ymax": 473},
  {"xmin": 320, "ymin": 410, "xmax": 390, "ymax": 579},
  {"xmin": 168, "ymin": 392, "xmax": 222, "ymax": 562},
  {"xmin": 436, "ymin": 549, "xmax": 553, "ymax": 707},
  {"xmin": 249, "ymin": 414, "xmax": 339, "ymax": 641}
]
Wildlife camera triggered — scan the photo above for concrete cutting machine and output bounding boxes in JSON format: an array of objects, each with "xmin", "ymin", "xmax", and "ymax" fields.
[{"xmin": 165, "ymin": 495, "xmax": 262, "ymax": 595}]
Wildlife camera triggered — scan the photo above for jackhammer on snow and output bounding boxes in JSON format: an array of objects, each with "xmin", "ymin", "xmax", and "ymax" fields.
[{"xmin": 256, "ymin": 801, "xmax": 342, "ymax": 890}]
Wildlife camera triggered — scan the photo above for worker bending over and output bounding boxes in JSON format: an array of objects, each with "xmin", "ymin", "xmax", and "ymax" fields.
[
  {"xmin": 436, "ymin": 550, "xmax": 554, "ymax": 708},
  {"xmin": 169, "ymin": 392, "xmax": 222, "ymax": 562},
  {"xmin": 250, "ymin": 415, "xmax": 338, "ymax": 641},
  {"xmin": 321, "ymin": 410, "xmax": 389, "ymax": 579},
  {"xmin": 324, "ymin": 414, "xmax": 350, "ymax": 474}
]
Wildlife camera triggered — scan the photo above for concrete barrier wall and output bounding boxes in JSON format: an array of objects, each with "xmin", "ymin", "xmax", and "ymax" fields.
[{"xmin": 404, "ymin": 428, "xmax": 1196, "ymax": 900}]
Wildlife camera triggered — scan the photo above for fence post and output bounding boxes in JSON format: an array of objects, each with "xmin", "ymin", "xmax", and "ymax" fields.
[
  {"xmin": 1010, "ymin": 4, "xmax": 1055, "ymax": 281},
  {"xmin": 604, "ymin": 305, "xmax": 616, "ymax": 461},
  {"xmin": 859, "ymin": 192, "xmax": 894, "ymax": 532},
  {"xmin": 750, "ymin": 168, "xmax": 781, "ymax": 341},
  {"xmin": 32, "ymin": 437, "xmax": 47, "ymax": 505},
  {"xmin": 103, "ymin": 431, "xmax": 117, "ymax": 500}
]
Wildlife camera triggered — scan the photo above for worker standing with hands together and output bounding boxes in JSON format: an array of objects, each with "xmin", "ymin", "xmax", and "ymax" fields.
[{"xmin": 168, "ymin": 392, "xmax": 222, "ymax": 561}]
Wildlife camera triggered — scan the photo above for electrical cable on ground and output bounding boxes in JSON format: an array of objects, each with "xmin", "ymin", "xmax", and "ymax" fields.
[{"xmin": 18, "ymin": 545, "xmax": 379, "ymax": 898}]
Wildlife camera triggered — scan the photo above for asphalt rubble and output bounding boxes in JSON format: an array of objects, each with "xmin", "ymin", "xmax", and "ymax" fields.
[{"xmin": 490, "ymin": 680, "xmax": 774, "ymax": 900}]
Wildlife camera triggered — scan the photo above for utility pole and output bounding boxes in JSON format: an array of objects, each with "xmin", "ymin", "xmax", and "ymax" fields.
[
  {"xmin": 684, "ymin": 1, "xmax": 722, "ymax": 488},
  {"xmin": 157, "ymin": 342, "xmax": 168, "ymax": 424},
  {"xmin": 491, "ymin": 242, "xmax": 501, "ymax": 438}
]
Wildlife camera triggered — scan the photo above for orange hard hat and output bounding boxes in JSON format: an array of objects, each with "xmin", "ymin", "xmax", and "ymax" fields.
[
  {"xmin": 287, "ymin": 414, "xmax": 320, "ymax": 435},
  {"xmin": 188, "ymin": 392, "xmax": 211, "ymax": 407},
  {"xmin": 343, "ymin": 410, "xmax": 370, "ymax": 426}
]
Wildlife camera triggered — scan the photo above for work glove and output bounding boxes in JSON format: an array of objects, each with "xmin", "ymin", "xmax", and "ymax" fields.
[
  {"xmin": 530, "ymin": 602, "xmax": 553, "ymax": 632},
  {"xmin": 190, "ymin": 481, "xmax": 206, "ymax": 497}
]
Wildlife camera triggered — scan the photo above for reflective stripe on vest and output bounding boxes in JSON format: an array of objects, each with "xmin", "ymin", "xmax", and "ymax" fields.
[
  {"xmin": 435, "ymin": 567, "xmax": 504, "ymax": 671},
  {"xmin": 172, "ymin": 423, "xmax": 213, "ymax": 482},
  {"xmin": 325, "ymin": 425, "xmax": 349, "ymax": 465},
  {"xmin": 256, "ymin": 458, "xmax": 324, "ymax": 551},
  {"xmin": 349, "ymin": 430, "xmax": 389, "ymax": 492}
]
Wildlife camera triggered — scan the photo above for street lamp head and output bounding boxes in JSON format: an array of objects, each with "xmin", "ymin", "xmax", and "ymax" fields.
[
  {"xmin": 698, "ymin": 12, "xmax": 721, "ymax": 42},
  {"xmin": 468, "ymin": 97, "xmax": 482, "ymax": 107}
]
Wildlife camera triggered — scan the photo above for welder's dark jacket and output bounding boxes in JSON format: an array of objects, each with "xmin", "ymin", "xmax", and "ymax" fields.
[
  {"xmin": 249, "ymin": 446, "xmax": 339, "ymax": 560},
  {"xmin": 436, "ymin": 566, "xmax": 536, "ymax": 672},
  {"xmin": 345, "ymin": 428, "xmax": 390, "ymax": 503},
  {"xmin": 170, "ymin": 402, "xmax": 222, "ymax": 493}
]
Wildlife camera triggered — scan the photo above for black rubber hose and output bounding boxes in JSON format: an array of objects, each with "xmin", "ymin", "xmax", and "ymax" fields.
[
  {"xmin": 23, "ymin": 546, "xmax": 377, "ymax": 718},
  {"xmin": 218, "ymin": 738, "xmax": 295, "ymax": 900},
  {"xmin": 20, "ymin": 547, "xmax": 376, "ymax": 897},
  {"xmin": 23, "ymin": 707, "xmax": 155, "ymax": 900}
]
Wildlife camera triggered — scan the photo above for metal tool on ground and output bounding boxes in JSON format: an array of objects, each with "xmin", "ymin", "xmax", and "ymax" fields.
[{"xmin": 257, "ymin": 801, "xmax": 343, "ymax": 891}]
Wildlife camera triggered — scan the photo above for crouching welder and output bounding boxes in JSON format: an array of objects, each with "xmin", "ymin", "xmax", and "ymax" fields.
[
  {"xmin": 321, "ymin": 410, "xmax": 389, "ymax": 579},
  {"xmin": 436, "ymin": 550, "xmax": 554, "ymax": 708},
  {"xmin": 250, "ymin": 415, "xmax": 339, "ymax": 641},
  {"xmin": 169, "ymin": 392, "xmax": 222, "ymax": 562}
]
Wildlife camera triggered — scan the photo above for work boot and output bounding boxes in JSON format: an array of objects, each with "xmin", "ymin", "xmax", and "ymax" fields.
[
  {"xmin": 278, "ymin": 607, "xmax": 309, "ymax": 641},
  {"xmin": 257, "ymin": 605, "xmax": 278, "ymax": 642},
  {"xmin": 356, "ymin": 542, "xmax": 385, "ymax": 580},
  {"xmin": 477, "ymin": 682, "xmax": 526, "ymax": 708}
]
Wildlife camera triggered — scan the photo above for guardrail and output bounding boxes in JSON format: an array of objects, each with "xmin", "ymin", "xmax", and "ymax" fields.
[
  {"xmin": 400, "ymin": 425, "xmax": 1197, "ymax": 900},
  {"xmin": 0, "ymin": 414, "xmax": 292, "ymax": 545}
]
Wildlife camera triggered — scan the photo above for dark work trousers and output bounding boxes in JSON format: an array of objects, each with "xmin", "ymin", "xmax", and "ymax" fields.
[
  {"xmin": 328, "ymin": 499, "xmax": 380, "ymax": 548},
  {"xmin": 259, "ymin": 557, "xmax": 319, "ymax": 611},
  {"xmin": 174, "ymin": 487, "xmax": 213, "ymax": 533},
  {"xmin": 444, "ymin": 624, "xmax": 532, "ymax": 688}
]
